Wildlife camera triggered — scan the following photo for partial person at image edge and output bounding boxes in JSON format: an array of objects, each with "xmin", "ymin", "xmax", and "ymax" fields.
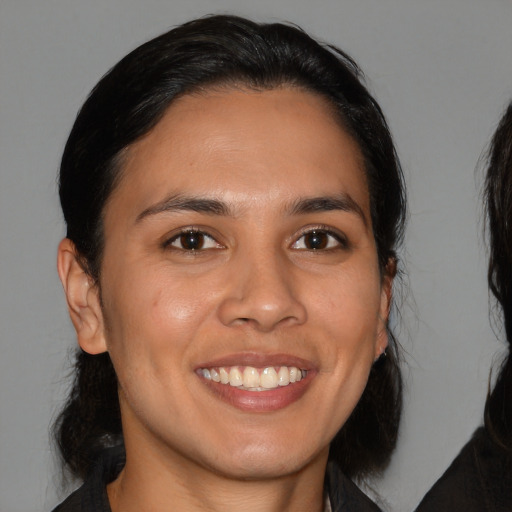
[{"xmin": 415, "ymin": 103, "xmax": 512, "ymax": 512}]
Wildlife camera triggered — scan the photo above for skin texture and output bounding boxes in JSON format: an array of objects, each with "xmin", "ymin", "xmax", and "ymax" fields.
[{"xmin": 58, "ymin": 87, "xmax": 391, "ymax": 512}]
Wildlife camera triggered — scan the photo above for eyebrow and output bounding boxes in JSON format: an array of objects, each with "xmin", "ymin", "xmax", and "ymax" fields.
[
  {"xmin": 136, "ymin": 192, "xmax": 367, "ymax": 225},
  {"xmin": 136, "ymin": 194, "xmax": 233, "ymax": 222},
  {"xmin": 287, "ymin": 194, "xmax": 368, "ymax": 226}
]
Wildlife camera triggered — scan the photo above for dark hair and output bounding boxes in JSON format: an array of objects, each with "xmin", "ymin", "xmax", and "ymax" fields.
[
  {"xmin": 484, "ymin": 102, "xmax": 512, "ymax": 451},
  {"xmin": 55, "ymin": 14, "xmax": 406, "ymax": 480}
]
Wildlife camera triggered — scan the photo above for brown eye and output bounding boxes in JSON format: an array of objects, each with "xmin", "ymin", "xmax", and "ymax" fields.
[
  {"xmin": 303, "ymin": 231, "xmax": 328, "ymax": 250},
  {"xmin": 291, "ymin": 229, "xmax": 346, "ymax": 251},
  {"xmin": 168, "ymin": 230, "xmax": 220, "ymax": 251},
  {"xmin": 180, "ymin": 231, "xmax": 204, "ymax": 250}
]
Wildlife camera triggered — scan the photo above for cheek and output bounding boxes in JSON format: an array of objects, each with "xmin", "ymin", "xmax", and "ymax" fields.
[
  {"xmin": 312, "ymin": 268, "xmax": 382, "ymax": 336},
  {"xmin": 101, "ymin": 269, "xmax": 216, "ymax": 374},
  {"xmin": 307, "ymin": 267, "xmax": 382, "ymax": 387},
  {"xmin": 147, "ymin": 285, "xmax": 209, "ymax": 337}
]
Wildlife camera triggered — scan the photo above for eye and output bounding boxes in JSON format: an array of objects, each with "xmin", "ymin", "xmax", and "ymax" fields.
[
  {"xmin": 166, "ymin": 230, "xmax": 222, "ymax": 252},
  {"xmin": 291, "ymin": 229, "xmax": 347, "ymax": 251}
]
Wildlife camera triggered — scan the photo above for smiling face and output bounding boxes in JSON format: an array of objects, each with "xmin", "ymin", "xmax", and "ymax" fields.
[{"xmin": 65, "ymin": 87, "xmax": 391, "ymax": 481}]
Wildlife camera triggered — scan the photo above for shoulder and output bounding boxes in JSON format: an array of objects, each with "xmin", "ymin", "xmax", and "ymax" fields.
[
  {"xmin": 50, "ymin": 478, "xmax": 111, "ymax": 512},
  {"xmin": 415, "ymin": 427, "xmax": 512, "ymax": 512},
  {"xmin": 51, "ymin": 486, "xmax": 86, "ymax": 512},
  {"xmin": 326, "ymin": 462, "xmax": 382, "ymax": 512},
  {"xmin": 50, "ymin": 446, "xmax": 125, "ymax": 512}
]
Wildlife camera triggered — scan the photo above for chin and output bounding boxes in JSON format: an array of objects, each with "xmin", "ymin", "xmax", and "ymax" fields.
[{"xmin": 201, "ymin": 439, "xmax": 326, "ymax": 481}]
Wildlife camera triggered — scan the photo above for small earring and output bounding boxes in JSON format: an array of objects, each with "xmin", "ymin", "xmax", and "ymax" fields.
[{"xmin": 374, "ymin": 347, "xmax": 387, "ymax": 363}]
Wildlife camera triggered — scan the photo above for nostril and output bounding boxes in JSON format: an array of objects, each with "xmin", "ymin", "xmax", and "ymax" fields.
[
  {"xmin": 231, "ymin": 317, "xmax": 254, "ymax": 328},
  {"xmin": 217, "ymin": 291, "xmax": 307, "ymax": 330}
]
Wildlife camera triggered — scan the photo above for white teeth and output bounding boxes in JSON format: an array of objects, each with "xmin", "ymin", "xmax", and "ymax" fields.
[
  {"xmin": 200, "ymin": 365, "xmax": 306, "ymax": 390},
  {"xmin": 243, "ymin": 366, "xmax": 259, "ymax": 388},
  {"xmin": 261, "ymin": 367, "xmax": 278, "ymax": 389},
  {"xmin": 219, "ymin": 367, "xmax": 229, "ymax": 384},
  {"xmin": 228, "ymin": 367, "xmax": 243, "ymax": 387},
  {"xmin": 277, "ymin": 366, "xmax": 290, "ymax": 386}
]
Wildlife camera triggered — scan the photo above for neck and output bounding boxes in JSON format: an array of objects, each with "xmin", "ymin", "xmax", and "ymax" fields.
[{"xmin": 107, "ymin": 436, "xmax": 328, "ymax": 512}]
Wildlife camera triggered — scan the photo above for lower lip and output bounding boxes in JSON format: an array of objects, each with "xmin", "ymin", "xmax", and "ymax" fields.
[{"xmin": 199, "ymin": 373, "xmax": 314, "ymax": 412}]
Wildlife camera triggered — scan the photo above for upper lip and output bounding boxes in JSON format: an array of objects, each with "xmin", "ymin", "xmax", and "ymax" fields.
[{"xmin": 195, "ymin": 352, "xmax": 316, "ymax": 371}]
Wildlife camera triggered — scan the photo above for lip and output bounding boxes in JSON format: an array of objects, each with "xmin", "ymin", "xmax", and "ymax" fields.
[
  {"xmin": 195, "ymin": 352, "xmax": 316, "ymax": 371},
  {"xmin": 195, "ymin": 352, "xmax": 317, "ymax": 412}
]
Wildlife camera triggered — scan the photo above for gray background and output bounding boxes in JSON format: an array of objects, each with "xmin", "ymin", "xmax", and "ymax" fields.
[{"xmin": 1, "ymin": 1, "xmax": 512, "ymax": 511}]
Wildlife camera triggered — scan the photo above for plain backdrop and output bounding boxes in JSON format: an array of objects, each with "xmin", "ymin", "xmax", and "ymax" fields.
[{"xmin": 1, "ymin": 1, "xmax": 512, "ymax": 511}]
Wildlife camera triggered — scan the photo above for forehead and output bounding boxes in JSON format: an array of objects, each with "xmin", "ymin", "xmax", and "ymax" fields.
[{"xmin": 108, "ymin": 87, "xmax": 369, "ymax": 219}]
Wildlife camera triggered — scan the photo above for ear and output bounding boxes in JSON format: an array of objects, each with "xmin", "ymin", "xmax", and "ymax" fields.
[
  {"xmin": 57, "ymin": 238, "xmax": 107, "ymax": 354},
  {"xmin": 375, "ymin": 258, "xmax": 396, "ymax": 361}
]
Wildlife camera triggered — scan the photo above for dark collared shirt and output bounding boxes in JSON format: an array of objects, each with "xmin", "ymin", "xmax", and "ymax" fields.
[{"xmin": 415, "ymin": 427, "xmax": 512, "ymax": 512}]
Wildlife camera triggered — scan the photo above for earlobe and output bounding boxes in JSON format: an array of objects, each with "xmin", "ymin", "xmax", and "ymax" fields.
[
  {"xmin": 375, "ymin": 259, "xmax": 395, "ymax": 360},
  {"xmin": 375, "ymin": 322, "xmax": 389, "ymax": 362},
  {"xmin": 57, "ymin": 238, "xmax": 107, "ymax": 355}
]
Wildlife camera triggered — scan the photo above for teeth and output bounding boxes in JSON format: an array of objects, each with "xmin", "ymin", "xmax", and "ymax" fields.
[
  {"xmin": 261, "ymin": 367, "xmax": 278, "ymax": 389},
  {"xmin": 219, "ymin": 367, "xmax": 229, "ymax": 384},
  {"xmin": 277, "ymin": 366, "xmax": 290, "ymax": 386},
  {"xmin": 228, "ymin": 367, "xmax": 243, "ymax": 387},
  {"xmin": 200, "ymin": 365, "xmax": 306, "ymax": 390},
  {"xmin": 243, "ymin": 367, "xmax": 259, "ymax": 388}
]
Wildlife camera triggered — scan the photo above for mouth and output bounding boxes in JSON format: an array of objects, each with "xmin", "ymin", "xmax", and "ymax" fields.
[
  {"xmin": 198, "ymin": 365, "xmax": 307, "ymax": 391},
  {"xmin": 195, "ymin": 354, "xmax": 315, "ymax": 412}
]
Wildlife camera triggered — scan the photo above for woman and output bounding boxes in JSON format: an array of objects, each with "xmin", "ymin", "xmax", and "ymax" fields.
[
  {"xmin": 52, "ymin": 15, "xmax": 406, "ymax": 512},
  {"xmin": 416, "ymin": 105, "xmax": 512, "ymax": 510}
]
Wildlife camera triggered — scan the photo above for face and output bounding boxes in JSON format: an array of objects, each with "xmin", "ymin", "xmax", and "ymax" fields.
[{"xmin": 71, "ymin": 87, "xmax": 390, "ymax": 480}]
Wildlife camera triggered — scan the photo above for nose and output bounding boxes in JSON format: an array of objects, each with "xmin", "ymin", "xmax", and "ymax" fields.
[{"xmin": 217, "ymin": 249, "xmax": 307, "ymax": 332}]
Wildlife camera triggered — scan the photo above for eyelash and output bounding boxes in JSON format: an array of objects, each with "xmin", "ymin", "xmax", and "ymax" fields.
[
  {"xmin": 163, "ymin": 229, "xmax": 223, "ymax": 253},
  {"xmin": 163, "ymin": 226, "xmax": 349, "ymax": 254},
  {"xmin": 291, "ymin": 226, "xmax": 349, "ymax": 252}
]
